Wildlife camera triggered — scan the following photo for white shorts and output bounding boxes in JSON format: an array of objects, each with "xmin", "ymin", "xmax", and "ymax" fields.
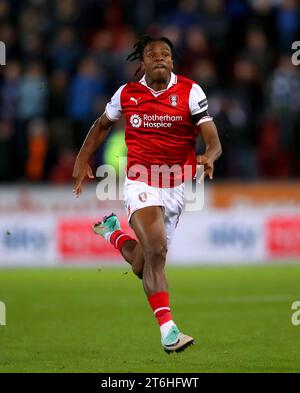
[{"xmin": 123, "ymin": 177, "xmax": 185, "ymax": 246}]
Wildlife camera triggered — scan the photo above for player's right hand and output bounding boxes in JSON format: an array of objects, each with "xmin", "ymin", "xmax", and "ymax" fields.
[{"xmin": 72, "ymin": 159, "xmax": 94, "ymax": 197}]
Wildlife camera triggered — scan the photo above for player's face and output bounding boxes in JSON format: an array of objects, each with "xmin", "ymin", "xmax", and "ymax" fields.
[{"xmin": 141, "ymin": 41, "xmax": 173, "ymax": 81}]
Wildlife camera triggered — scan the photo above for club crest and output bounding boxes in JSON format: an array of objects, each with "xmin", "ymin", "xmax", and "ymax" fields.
[
  {"xmin": 138, "ymin": 192, "xmax": 147, "ymax": 202},
  {"xmin": 169, "ymin": 95, "xmax": 179, "ymax": 107}
]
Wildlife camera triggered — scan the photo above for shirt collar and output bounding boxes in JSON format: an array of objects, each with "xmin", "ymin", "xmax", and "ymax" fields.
[{"xmin": 139, "ymin": 72, "xmax": 177, "ymax": 95}]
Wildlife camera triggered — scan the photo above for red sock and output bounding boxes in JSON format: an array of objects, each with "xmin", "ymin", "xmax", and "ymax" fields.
[
  {"xmin": 109, "ymin": 230, "xmax": 133, "ymax": 252},
  {"xmin": 148, "ymin": 291, "xmax": 172, "ymax": 326}
]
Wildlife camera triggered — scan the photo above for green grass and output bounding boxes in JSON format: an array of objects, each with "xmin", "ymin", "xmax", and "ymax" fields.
[{"xmin": 0, "ymin": 265, "xmax": 300, "ymax": 373}]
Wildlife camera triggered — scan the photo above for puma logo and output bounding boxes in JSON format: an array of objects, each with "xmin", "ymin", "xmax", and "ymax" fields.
[{"xmin": 130, "ymin": 97, "xmax": 141, "ymax": 105}]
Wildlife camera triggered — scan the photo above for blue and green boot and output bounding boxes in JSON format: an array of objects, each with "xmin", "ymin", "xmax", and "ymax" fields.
[
  {"xmin": 93, "ymin": 213, "xmax": 121, "ymax": 240},
  {"xmin": 162, "ymin": 325, "xmax": 194, "ymax": 354}
]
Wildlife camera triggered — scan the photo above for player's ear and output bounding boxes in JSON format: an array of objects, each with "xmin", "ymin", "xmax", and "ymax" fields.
[{"xmin": 140, "ymin": 61, "xmax": 145, "ymax": 73}]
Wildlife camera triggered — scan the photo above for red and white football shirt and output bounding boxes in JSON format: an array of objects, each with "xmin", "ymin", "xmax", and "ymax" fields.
[{"xmin": 105, "ymin": 72, "xmax": 212, "ymax": 187}]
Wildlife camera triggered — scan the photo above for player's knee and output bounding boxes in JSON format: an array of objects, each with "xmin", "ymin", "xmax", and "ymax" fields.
[
  {"xmin": 132, "ymin": 264, "xmax": 143, "ymax": 279},
  {"xmin": 131, "ymin": 253, "xmax": 144, "ymax": 279},
  {"xmin": 143, "ymin": 244, "xmax": 167, "ymax": 267}
]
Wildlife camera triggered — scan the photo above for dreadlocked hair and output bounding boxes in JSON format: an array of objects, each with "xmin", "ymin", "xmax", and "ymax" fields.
[{"xmin": 126, "ymin": 35, "xmax": 175, "ymax": 76}]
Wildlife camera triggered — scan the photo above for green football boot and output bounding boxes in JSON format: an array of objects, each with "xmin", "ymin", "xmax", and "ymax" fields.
[
  {"xmin": 162, "ymin": 325, "xmax": 194, "ymax": 354},
  {"xmin": 93, "ymin": 213, "xmax": 121, "ymax": 240}
]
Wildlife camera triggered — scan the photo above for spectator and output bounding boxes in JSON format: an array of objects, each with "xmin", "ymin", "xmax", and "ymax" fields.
[
  {"xmin": 89, "ymin": 29, "xmax": 115, "ymax": 73},
  {"xmin": 48, "ymin": 70, "xmax": 73, "ymax": 150},
  {"xmin": 0, "ymin": 0, "xmax": 299, "ymax": 182},
  {"xmin": 49, "ymin": 149, "xmax": 76, "ymax": 183},
  {"xmin": 223, "ymin": 58, "xmax": 263, "ymax": 178},
  {"xmin": 49, "ymin": 27, "xmax": 82, "ymax": 73},
  {"xmin": 164, "ymin": 0, "xmax": 201, "ymax": 30},
  {"xmin": 240, "ymin": 27, "xmax": 273, "ymax": 77},
  {"xmin": 20, "ymin": 33, "xmax": 46, "ymax": 63},
  {"xmin": 18, "ymin": 62, "xmax": 48, "ymax": 121},
  {"xmin": 258, "ymin": 115, "xmax": 291, "ymax": 177},
  {"xmin": 67, "ymin": 57, "xmax": 106, "ymax": 148},
  {"xmin": 0, "ymin": 0, "xmax": 11, "ymax": 24},
  {"xmin": 0, "ymin": 61, "xmax": 20, "ymax": 120},
  {"xmin": 268, "ymin": 55, "xmax": 300, "ymax": 113},
  {"xmin": 201, "ymin": 0, "xmax": 229, "ymax": 49},
  {"xmin": 54, "ymin": 0, "xmax": 80, "ymax": 27},
  {"xmin": 19, "ymin": 6, "xmax": 46, "ymax": 36},
  {"xmin": 25, "ymin": 119, "xmax": 49, "ymax": 181},
  {"xmin": 276, "ymin": 0, "xmax": 300, "ymax": 51},
  {"xmin": 179, "ymin": 27, "xmax": 214, "ymax": 75},
  {"xmin": 249, "ymin": 0, "xmax": 277, "ymax": 43},
  {"xmin": 48, "ymin": 70, "xmax": 68, "ymax": 119},
  {"xmin": 267, "ymin": 54, "xmax": 300, "ymax": 151},
  {"xmin": 0, "ymin": 23, "xmax": 18, "ymax": 59},
  {"xmin": 0, "ymin": 120, "xmax": 15, "ymax": 180},
  {"xmin": 159, "ymin": 25, "xmax": 183, "ymax": 52},
  {"xmin": 191, "ymin": 59, "xmax": 219, "ymax": 95},
  {"xmin": 111, "ymin": 28, "xmax": 137, "ymax": 86}
]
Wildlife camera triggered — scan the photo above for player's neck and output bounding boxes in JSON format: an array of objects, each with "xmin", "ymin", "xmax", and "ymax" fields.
[{"xmin": 145, "ymin": 74, "xmax": 171, "ymax": 92}]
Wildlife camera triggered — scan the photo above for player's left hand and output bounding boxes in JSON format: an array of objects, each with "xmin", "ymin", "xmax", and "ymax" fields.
[{"xmin": 197, "ymin": 154, "xmax": 214, "ymax": 182}]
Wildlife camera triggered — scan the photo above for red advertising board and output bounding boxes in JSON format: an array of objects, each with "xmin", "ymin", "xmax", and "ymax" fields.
[
  {"xmin": 57, "ymin": 217, "xmax": 136, "ymax": 262},
  {"xmin": 266, "ymin": 216, "xmax": 300, "ymax": 258}
]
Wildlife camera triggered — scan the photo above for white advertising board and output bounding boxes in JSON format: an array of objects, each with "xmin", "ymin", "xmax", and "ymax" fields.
[{"xmin": 1, "ymin": 210, "xmax": 300, "ymax": 266}]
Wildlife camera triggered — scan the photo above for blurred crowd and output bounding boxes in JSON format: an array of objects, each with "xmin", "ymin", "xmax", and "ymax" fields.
[{"xmin": 0, "ymin": 0, "xmax": 300, "ymax": 183}]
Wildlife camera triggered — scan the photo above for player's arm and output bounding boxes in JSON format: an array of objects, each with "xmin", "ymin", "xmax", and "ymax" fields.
[
  {"xmin": 189, "ymin": 83, "xmax": 222, "ymax": 180},
  {"xmin": 72, "ymin": 84, "xmax": 125, "ymax": 196},
  {"xmin": 197, "ymin": 119, "xmax": 222, "ymax": 180},
  {"xmin": 72, "ymin": 113, "xmax": 115, "ymax": 197}
]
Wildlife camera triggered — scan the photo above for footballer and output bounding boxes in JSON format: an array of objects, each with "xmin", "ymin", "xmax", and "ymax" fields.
[{"xmin": 72, "ymin": 36, "xmax": 222, "ymax": 354}]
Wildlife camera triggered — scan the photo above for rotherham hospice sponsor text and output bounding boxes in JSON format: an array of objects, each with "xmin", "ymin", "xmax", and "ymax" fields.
[{"xmin": 130, "ymin": 114, "xmax": 183, "ymax": 128}]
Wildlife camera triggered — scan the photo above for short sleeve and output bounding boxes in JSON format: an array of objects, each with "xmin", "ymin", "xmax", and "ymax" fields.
[
  {"xmin": 105, "ymin": 84, "xmax": 126, "ymax": 121},
  {"xmin": 189, "ymin": 83, "xmax": 208, "ymax": 115},
  {"xmin": 189, "ymin": 83, "xmax": 213, "ymax": 126}
]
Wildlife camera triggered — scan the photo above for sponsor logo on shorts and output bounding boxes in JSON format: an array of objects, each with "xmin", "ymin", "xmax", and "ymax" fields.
[{"xmin": 138, "ymin": 192, "xmax": 147, "ymax": 202}]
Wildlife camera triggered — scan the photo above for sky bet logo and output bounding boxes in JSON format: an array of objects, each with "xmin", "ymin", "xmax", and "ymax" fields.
[{"xmin": 0, "ymin": 41, "xmax": 6, "ymax": 65}]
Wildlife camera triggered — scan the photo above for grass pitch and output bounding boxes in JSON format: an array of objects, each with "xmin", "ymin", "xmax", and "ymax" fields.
[{"xmin": 0, "ymin": 265, "xmax": 299, "ymax": 373}]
